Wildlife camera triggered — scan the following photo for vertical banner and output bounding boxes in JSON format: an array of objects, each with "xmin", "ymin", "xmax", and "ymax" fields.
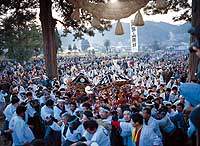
[{"xmin": 130, "ymin": 23, "xmax": 139, "ymax": 52}]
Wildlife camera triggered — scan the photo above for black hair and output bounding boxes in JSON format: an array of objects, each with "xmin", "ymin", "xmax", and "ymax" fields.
[
  {"xmin": 11, "ymin": 95, "xmax": 20, "ymax": 104},
  {"xmin": 131, "ymin": 113, "xmax": 143, "ymax": 124},
  {"xmin": 26, "ymin": 91, "xmax": 32, "ymax": 97},
  {"xmin": 16, "ymin": 105, "xmax": 27, "ymax": 115},
  {"xmin": 166, "ymin": 88, "xmax": 171, "ymax": 92},
  {"xmin": 102, "ymin": 106, "xmax": 110, "ymax": 112},
  {"xmin": 83, "ymin": 120, "xmax": 98, "ymax": 131},
  {"xmin": 172, "ymin": 86, "xmax": 178, "ymax": 91},
  {"xmin": 158, "ymin": 106, "xmax": 168, "ymax": 116},
  {"xmin": 143, "ymin": 108, "xmax": 151, "ymax": 115},
  {"xmin": 46, "ymin": 99, "xmax": 54, "ymax": 107},
  {"xmin": 83, "ymin": 111, "xmax": 93, "ymax": 119},
  {"xmin": 82, "ymin": 103, "xmax": 92, "ymax": 110},
  {"xmin": 70, "ymin": 101, "xmax": 77, "ymax": 107},
  {"xmin": 177, "ymin": 102, "xmax": 184, "ymax": 110}
]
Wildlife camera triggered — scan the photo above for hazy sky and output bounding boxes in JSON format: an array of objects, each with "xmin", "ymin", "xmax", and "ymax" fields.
[{"xmin": 120, "ymin": 9, "xmax": 188, "ymax": 25}]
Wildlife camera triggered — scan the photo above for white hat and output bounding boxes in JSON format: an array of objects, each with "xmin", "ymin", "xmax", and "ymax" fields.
[
  {"xmin": 57, "ymin": 98, "xmax": 65, "ymax": 102},
  {"xmin": 12, "ymin": 86, "xmax": 18, "ymax": 91},
  {"xmin": 163, "ymin": 101, "xmax": 172, "ymax": 106},
  {"xmin": 145, "ymin": 102, "xmax": 155, "ymax": 107},
  {"xmin": 85, "ymin": 86, "xmax": 93, "ymax": 94}
]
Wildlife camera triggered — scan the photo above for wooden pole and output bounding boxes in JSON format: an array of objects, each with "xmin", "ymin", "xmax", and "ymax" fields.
[
  {"xmin": 189, "ymin": 0, "xmax": 200, "ymax": 82},
  {"xmin": 39, "ymin": 0, "xmax": 58, "ymax": 80}
]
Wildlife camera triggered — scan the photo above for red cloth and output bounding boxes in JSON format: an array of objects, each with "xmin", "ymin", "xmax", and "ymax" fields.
[
  {"xmin": 136, "ymin": 128, "xmax": 142, "ymax": 146},
  {"xmin": 111, "ymin": 121, "xmax": 120, "ymax": 129}
]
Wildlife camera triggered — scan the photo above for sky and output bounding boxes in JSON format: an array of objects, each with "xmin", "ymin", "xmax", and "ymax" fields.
[{"xmin": 108, "ymin": 0, "xmax": 191, "ymax": 25}]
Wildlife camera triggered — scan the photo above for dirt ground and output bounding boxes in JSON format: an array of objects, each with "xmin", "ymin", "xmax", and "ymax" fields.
[{"xmin": 0, "ymin": 119, "xmax": 11, "ymax": 146}]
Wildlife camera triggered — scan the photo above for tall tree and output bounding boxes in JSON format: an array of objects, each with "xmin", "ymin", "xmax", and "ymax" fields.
[
  {"xmin": 0, "ymin": 12, "xmax": 42, "ymax": 62},
  {"xmin": 104, "ymin": 39, "xmax": 111, "ymax": 53},
  {"xmin": 68, "ymin": 44, "xmax": 72, "ymax": 51}
]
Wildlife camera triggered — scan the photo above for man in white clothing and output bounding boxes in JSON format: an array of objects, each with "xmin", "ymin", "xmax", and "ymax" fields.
[
  {"xmin": 9, "ymin": 105, "xmax": 35, "ymax": 146},
  {"xmin": 83, "ymin": 120, "xmax": 111, "ymax": 146}
]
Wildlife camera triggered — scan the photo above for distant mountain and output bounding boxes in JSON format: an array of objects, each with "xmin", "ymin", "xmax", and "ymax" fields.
[{"xmin": 60, "ymin": 21, "xmax": 191, "ymax": 50}]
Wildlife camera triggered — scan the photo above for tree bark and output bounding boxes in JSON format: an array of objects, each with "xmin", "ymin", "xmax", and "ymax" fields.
[
  {"xmin": 39, "ymin": 0, "xmax": 58, "ymax": 79},
  {"xmin": 189, "ymin": 0, "xmax": 200, "ymax": 81}
]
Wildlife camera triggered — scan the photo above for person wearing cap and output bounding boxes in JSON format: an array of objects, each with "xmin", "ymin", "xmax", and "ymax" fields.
[
  {"xmin": 54, "ymin": 97, "xmax": 66, "ymax": 121},
  {"xmin": 98, "ymin": 106, "xmax": 112, "ymax": 135},
  {"xmin": 64, "ymin": 115, "xmax": 84, "ymax": 146},
  {"xmin": 9, "ymin": 105, "xmax": 35, "ymax": 146},
  {"xmin": 120, "ymin": 110, "xmax": 135, "ymax": 146},
  {"xmin": 166, "ymin": 77, "xmax": 175, "ymax": 89},
  {"xmin": 163, "ymin": 101, "xmax": 176, "ymax": 118}
]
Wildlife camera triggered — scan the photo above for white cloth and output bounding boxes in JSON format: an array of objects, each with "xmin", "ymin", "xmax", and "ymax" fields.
[
  {"xmin": 65, "ymin": 124, "xmax": 84, "ymax": 142},
  {"xmin": 87, "ymin": 125, "xmax": 111, "ymax": 146},
  {"xmin": 158, "ymin": 115, "xmax": 176, "ymax": 134},
  {"xmin": 146, "ymin": 117, "xmax": 162, "ymax": 140},
  {"xmin": 3, "ymin": 104, "xmax": 17, "ymax": 121},
  {"xmin": 139, "ymin": 125, "xmax": 162, "ymax": 146},
  {"xmin": 40, "ymin": 105, "xmax": 54, "ymax": 121},
  {"xmin": 9, "ymin": 115, "xmax": 35, "ymax": 146}
]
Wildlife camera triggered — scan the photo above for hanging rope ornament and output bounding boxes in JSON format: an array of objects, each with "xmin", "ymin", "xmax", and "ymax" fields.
[
  {"xmin": 156, "ymin": 0, "xmax": 168, "ymax": 9},
  {"xmin": 132, "ymin": 10, "xmax": 144, "ymax": 26},
  {"xmin": 68, "ymin": 0, "xmax": 149, "ymax": 20},
  {"xmin": 115, "ymin": 20, "xmax": 124, "ymax": 35},
  {"xmin": 91, "ymin": 17, "xmax": 101, "ymax": 28},
  {"xmin": 71, "ymin": 8, "xmax": 80, "ymax": 21}
]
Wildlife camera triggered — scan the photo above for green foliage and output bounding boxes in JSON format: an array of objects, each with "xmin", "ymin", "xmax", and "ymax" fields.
[
  {"xmin": 0, "ymin": 16, "xmax": 42, "ymax": 62},
  {"xmin": 144, "ymin": 0, "xmax": 192, "ymax": 22},
  {"xmin": 104, "ymin": 39, "xmax": 111, "ymax": 53}
]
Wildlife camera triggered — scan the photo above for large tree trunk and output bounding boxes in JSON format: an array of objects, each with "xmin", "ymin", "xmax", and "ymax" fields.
[
  {"xmin": 39, "ymin": 0, "xmax": 58, "ymax": 79},
  {"xmin": 189, "ymin": 0, "xmax": 200, "ymax": 81}
]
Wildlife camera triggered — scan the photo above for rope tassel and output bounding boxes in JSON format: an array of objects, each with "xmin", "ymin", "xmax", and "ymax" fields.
[
  {"xmin": 115, "ymin": 20, "xmax": 124, "ymax": 35},
  {"xmin": 132, "ymin": 10, "xmax": 144, "ymax": 26}
]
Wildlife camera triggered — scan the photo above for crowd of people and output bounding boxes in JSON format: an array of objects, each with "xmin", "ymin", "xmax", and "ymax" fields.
[{"xmin": 0, "ymin": 49, "xmax": 199, "ymax": 146}]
